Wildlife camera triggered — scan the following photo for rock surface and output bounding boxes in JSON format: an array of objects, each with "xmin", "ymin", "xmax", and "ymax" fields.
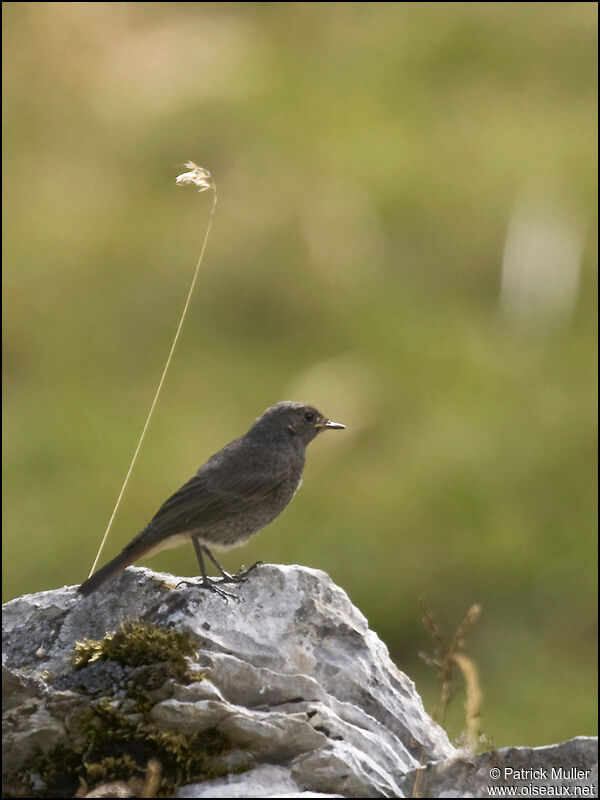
[
  {"xmin": 2, "ymin": 564, "xmax": 597, "ymax": 798},
  {"xmin": 400, "ymin": 736, "xmax": 598, "ymax": 798}
]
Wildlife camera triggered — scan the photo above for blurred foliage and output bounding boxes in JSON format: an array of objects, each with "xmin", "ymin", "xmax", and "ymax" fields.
[{"xmin": 2, "ymin": 2, "xmax": 597, "ymax": 748}]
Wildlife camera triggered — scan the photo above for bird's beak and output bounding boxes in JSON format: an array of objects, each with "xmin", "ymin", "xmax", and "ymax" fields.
[{"xmin": 315, "ymin": 419, "xmax": 346, "ymax": 430}]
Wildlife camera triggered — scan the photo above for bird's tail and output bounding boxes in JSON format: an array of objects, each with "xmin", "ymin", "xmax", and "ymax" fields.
[{"xmin": 77, "ymin": 536, "xmax": 155, "ymax": 597}]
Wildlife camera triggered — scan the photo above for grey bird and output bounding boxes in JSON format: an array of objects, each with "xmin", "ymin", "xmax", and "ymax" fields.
[{"xmin": 78, "ymin": 401, "xmax": 345, "ymax": 599}]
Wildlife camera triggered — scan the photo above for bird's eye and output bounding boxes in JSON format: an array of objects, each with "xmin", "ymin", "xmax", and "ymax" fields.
[{"xmin": 304, "ymin": 411, "xmax": 315, "ymax": 422}]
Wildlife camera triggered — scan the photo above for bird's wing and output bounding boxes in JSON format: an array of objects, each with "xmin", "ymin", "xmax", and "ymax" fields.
[{"xmin": 145, "ymin": 443, "xmax": 289, "ymax": 536}]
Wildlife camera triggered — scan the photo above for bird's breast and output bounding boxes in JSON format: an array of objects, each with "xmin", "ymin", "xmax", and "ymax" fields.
[{"xmin": 194, "ymin": 467, "xmax": 304, "ymax": 550}]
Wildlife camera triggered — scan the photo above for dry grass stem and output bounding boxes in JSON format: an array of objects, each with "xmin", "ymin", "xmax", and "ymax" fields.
[
  {"xmin": 88, "ymin": 162, "xmax": 217, "ymax": 577},
  {"xmin": 453, "ymin": 652, "xmax": 483, "ymax": 749},
  {"xmin": 412, "ymin": 601, "xmax": 483, "ymax": 797}
]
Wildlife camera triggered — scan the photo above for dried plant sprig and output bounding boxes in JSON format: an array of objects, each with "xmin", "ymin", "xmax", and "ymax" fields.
[
  {"xmin": 412, "ymin": 601, "xmax": 483, "ymax": 797},
  {"xmin": 88, "ymin": 162, "xmax": 217, "ymax": 578},
  {"xmin": 453, "ymin": 652, "xmax": 483, "ymax": 749},
  {"xmin": 175, "ymin": 161, "xmax": 216, "ymax": 194},
  {"xmin": 418, "ymin": 600, "xmax": 483, "ymax": 728}
]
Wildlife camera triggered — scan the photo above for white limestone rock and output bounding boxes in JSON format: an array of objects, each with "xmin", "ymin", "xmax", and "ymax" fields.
[
  {"xmin": 3, "ymin": 564, "xmax": 596, "ymax": 798},
  {"xmin": 399, "ymin": 736, "xmax": 598, "ymax": 798}
]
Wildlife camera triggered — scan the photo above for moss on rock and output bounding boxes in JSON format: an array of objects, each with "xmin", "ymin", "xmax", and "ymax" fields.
[
  {"xmin": 72, "ymin": 620, "xmax": 198, "ymax": 678},
  {"xmin": 10, "ymin": 620, "xmax": 242, "ymax": 798}
]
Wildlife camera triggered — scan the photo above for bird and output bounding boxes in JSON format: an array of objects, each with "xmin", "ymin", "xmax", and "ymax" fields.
[{"xmin": 78, "ymin": 401, "xmax": 345, "ymax": 599}]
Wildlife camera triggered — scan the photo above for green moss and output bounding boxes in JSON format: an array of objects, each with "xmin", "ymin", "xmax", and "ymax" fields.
[
  {"xmin": 9, "ymin": 622, "xmax": 242, "ymax": 798},
  {"xmin": 73, "ymin": 619, "xmax": 198, "ymax": 680},
  {"xmin": 84, "ymin": 753, "xmax": 139, "ymax": 784},
  {"xmin": 17, "ymin": 704, "xmax": 233, "ymax": 797}
]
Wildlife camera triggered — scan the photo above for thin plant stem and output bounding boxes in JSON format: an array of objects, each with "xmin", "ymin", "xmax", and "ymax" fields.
[{"xmin": 88, "ymin": 164, "xmax": 217, "ymax": 577}]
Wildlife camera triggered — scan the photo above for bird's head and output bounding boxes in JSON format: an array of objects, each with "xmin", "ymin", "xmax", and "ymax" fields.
[{"xmin": 251, "ymin": 401, "xmax": 345, "ymax": 446}]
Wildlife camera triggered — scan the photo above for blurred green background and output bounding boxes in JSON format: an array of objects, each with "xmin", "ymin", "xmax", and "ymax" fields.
[{"xmin": 3, "ymin": 2, "xmax": 597, "ymax": 748}]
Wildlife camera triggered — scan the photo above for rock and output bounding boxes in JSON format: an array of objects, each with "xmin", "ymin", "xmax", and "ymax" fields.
[
  {"xmin": 2, "ymin": 564, "xmax": 597, "ymax": 798},
  {"xmin": 399, "ymin": 736, "xmax": 598, "ymax": 798},
  {"xmin": 175, "ymin": 763, "xmax": 340, "ymax": 798}
]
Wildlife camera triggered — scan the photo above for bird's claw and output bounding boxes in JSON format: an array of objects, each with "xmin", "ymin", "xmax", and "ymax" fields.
[
  {"xmin": 218, "ymin": 560, "xmax": 263, "ymax": 584},
  {"xmin": 175, "ymin": 577, "xmax": 240, "ymax": 603},
  {"xmin": 204, "ymin": 579, "xmax": 240, "ymax": 603},
  {"xmin": 235, "ymin": 560, "xmax": 264, "ymax": 579}
]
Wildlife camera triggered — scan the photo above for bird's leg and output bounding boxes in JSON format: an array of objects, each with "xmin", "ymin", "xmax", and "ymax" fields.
[
  {"xmin": 201, "ymin": 545, "xmax": 235, "ymax": 581},
  {"xmin": 202, "ymin": 546, "xmax": 262, "ymax": 584},
  {"xmin": 194, "ymin": 538, "xmax": 240, "ymax": 600},
  {"xmin": 176, "ymin": 537, "xmax": 239, "ymax": 602}
]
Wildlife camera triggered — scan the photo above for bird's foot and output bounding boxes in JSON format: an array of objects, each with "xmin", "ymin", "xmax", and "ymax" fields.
[
  {"xmin": 176, "ymin": 577, "xmax": 240, "ymax": 603},
  {"xmin": 218, "ymin": 561, "xmax": 264, "ymax": 584},
  {"xmin": 235, "ymin": 560, "xmax": 263, "ymax": 579}
]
